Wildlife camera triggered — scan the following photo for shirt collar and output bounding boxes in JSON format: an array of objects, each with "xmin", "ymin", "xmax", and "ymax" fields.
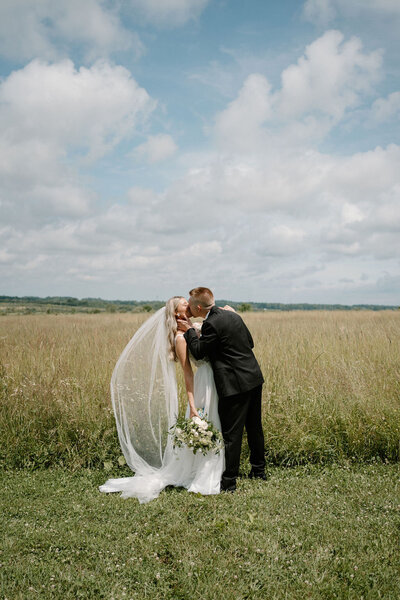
[{"xmin": 204, "ymin": 304, "xmax": 216, "ymax": 320}]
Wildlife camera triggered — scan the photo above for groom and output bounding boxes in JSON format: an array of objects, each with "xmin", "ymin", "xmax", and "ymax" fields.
[{"xmin": 178, "ymin": 287, "xmax": 266, "ymax": 492}]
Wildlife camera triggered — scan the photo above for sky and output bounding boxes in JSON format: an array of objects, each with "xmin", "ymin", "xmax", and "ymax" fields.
[{"xmin": 0, "ymin": 0, "xmax": 399, "ymax": 304}]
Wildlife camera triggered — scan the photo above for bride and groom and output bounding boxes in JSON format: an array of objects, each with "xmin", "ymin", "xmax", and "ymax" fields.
[{"xmin": 100, "ymin": 287, "xmax": 266, "ymax": 503}]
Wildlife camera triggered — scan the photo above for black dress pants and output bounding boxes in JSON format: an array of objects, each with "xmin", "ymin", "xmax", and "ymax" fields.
[{"xmin": 218, "ymin": 384, "xmax": 265, "ymax": 491}]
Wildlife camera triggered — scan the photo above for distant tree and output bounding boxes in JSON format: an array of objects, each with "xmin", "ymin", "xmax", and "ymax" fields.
[
  {"xmin": 142, "ymin": 304, "xmax": 153, "ymax": 312},
  {"xmin": 238, "ymin": 303, "xmax": 252, "ymax": 312}
]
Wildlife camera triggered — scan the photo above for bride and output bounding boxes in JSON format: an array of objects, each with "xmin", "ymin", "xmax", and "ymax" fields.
[{"xmin": 99, "ymin": 296, "xmax": 225, "ymax": 504}]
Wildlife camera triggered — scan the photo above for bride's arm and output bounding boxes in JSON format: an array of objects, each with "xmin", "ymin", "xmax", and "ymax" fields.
[{"xmin": 175, "ymin": 336, "xmax": 199, "ymax": 419}]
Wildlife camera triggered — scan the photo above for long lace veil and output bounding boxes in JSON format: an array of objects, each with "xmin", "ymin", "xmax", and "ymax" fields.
[{"xmin": 99, "ymin": 307, "xmax": 179, "ymax": 501}]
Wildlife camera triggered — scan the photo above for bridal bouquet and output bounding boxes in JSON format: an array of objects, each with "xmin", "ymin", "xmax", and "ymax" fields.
[{"xmin": 170, "ymin": 411, "xmax": 224, "ymax": 456}]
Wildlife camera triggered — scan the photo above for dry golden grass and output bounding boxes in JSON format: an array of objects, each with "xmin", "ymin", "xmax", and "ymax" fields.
[
  {"xmin": 1, "ymin": 310, "xmax": 399, "ymax": 469},
  {"xmin": 248, "ymin": 310, "xmax": 400, "ymax": 464}
]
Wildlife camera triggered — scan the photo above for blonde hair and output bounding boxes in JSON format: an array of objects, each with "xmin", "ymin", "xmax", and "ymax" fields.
[
  {"xmin": 165, "ymin": 296, "xmax": 184, "ymax": 361},
  {"xmin": 189, "ymin": 287, "xmax": 214, "ymax": 309}
]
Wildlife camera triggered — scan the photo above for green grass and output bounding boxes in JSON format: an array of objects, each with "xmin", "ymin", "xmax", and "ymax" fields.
[
  {"xmin": 1, "ymin": 463, "xmax": 399, "ymax": 599},
  {"xmin": 2, "ymin": 312, "xmax": 399, "ymax": 598}
]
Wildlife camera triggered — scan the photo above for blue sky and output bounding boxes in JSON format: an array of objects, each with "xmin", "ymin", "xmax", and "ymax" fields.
[{"xmin": 0, "ymin": 0, "xmax": 399, "ymax": 303}]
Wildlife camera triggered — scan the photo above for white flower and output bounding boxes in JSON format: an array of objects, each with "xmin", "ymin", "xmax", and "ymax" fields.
[{"xmin": 171, "ymin": 415, "xmax": 223, "ymax": 455}]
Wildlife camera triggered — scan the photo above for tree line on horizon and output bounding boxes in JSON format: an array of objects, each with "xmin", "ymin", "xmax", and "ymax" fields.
[{"xmin": 0, "ymin": 295, "xmax": 398, "ymax": 314}]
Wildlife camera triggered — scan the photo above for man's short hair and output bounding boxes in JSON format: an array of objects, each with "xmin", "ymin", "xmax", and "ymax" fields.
[{"xmin": 189, "ymin": 287, "xmax": 215, "ymax": 309}]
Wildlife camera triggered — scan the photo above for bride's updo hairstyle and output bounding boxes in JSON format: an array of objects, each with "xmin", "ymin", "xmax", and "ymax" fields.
[{"xmin": 165, "ymin": 296, "xmax": 184, "ymax": 361}]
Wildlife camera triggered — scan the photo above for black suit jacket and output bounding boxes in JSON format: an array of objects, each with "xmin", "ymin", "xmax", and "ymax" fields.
[{"xmin": 184, "ymin": 306, "xmax": 264, "ymax": 399}]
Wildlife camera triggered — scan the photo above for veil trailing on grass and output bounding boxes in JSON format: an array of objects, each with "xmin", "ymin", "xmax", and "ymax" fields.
[{"xmin": 99, "ymin": 307, "xmax": 179, "ymax": 503}]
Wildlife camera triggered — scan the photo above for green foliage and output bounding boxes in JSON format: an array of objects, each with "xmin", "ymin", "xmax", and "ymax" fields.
[
  {"xmin": 0, "ymin": 295, "xmax": 398, "ymax": 316},
  {"xmin": 0, "ymin": 295, "xmax": 165, "ymax": 315},
  {"xmin": 142, "ymin": 304, "xmax": 153, "ymax": 312},
  {"xmin": 1, "ymin": 464, "xmax": 400, "ymax": 599},
  {"xmin": 238, "ymin": 302, "xmax": 252, "ymax": 312}
]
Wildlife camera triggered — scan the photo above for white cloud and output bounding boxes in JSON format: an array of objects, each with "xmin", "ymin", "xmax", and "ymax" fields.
[
  {"xmin": 2, "ymin": 137, "xmax": 399, "ymax": 301},
  {"xmin": 0, "ymin": 0, "xmax": 211, "ymax": 66},
  {"xmin": 134, "ymin": 134, "xmax": 178, "ymax": 163},
  {"xmin": 341, "ymin": 203, "xmax": 364, "ymax": 225},
  {"xmin": 277, "ymin": 30, "xmax": 382, "ymax": 121},
  {"xmin": 5, "ymin": 137, "xmax": 396, "ymax": 285},
  {"xmin": 0, "ymin": 138, "xmax": 94, "ymax": 222},
  {"xmin": 54, "ymin": 0, "xmax": 142, "ymax": 60},
  {"xmin": 0, "ymin": 59, "xmax": 156, "ymax": 226},
  {"xmin": 0, "ymin": 59, "xmax": 155, "ymax": 159},
  {"xmin": 214, "ymin": 31, "xmax": 382, "ymax": 152},
  {"xmin": 0, "ymin": 0, "xmax": 140, "ymax": 63},
  {"xmin": 0, "ymin": 27, "xmax": 398, "ymax": 304},
  {"xmin": 256, "ymin": 225, "xmax": 306, "ymax": 258},
  {"xmin": 128, "ymin": 0, "xmax": 210, "ymax": 27},
  {"xmin": 214, "ymin": 74, "xmax": 272, "ymax": 152},
  {"xmin": 10, "ymin": 141, "xmax": 395, "ymax": 273},
  {"xmin": 303, "ymin": 0, "xmax": 337, "ymax": 26},
  {"xmin": 331, "ymin": 145, "xmax": 400, "ymax": 203},
  {"xmin": 303, "ymin": 0, "xmax": 400, "ymax": 26},
  {"xmin": 371, "ymin": 91, "xmax": 400, "ymax": 122}
]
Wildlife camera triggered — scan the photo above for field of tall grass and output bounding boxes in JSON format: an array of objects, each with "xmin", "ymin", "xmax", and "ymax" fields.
[{"xmin": 1, "ymin": 310, "xmax": 399, "ymax": 470}]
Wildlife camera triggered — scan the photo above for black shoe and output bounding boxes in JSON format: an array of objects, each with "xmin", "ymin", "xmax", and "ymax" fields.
[
  {"xmin": 220, "ymin": 486, "xmax": 236, "ymax": 493},
  {"xmin": 248, "ymin": 470, "xmax": 267, "ymax": 480},
  {"xmin": 220, "ymin": 481, "xmax": 237, "ymax": 493}
]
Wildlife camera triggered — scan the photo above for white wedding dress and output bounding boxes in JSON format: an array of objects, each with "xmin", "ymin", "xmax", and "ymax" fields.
[{"xmin": 99, "ymin": 309, "xmax": 224, "ymax": 504}]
